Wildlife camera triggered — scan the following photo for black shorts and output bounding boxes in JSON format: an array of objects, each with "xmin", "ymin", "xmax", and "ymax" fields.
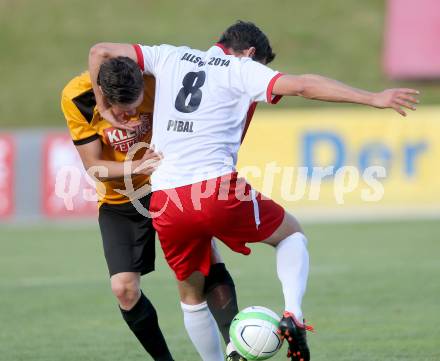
[{"xmin": 98, "ymin": 194, "xmax": 155, "ymax": 277}]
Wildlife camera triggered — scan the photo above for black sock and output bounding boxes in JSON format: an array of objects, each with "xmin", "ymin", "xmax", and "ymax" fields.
[
  {"xmin": 120, "ymin": 292, "xmax": 174, "ymax": 361},
  {"xmin": 204, "ymin": 263, "xmax": 239, "ymax": 344}
]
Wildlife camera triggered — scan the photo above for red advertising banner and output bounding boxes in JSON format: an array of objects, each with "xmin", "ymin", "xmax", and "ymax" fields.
[
  {"xmin": 0, "ymin": 135, "xmax": 15, "ymax": 218},
  {"xmin": 42, "ymin": 133, "xmax": 97, "ymax": 218},
  {"xmin": 384, "ymin": 0, "xmax": 440, "ymax": 79}
]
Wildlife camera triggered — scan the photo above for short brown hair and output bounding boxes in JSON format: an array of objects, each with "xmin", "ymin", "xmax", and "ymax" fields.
[
  {"xmin": 97, "ymin": 56, "xmax": 144, "ymax": 105},
  {"xmin": 218, "ymin": 21, "xmax": 276, "ymax": 64}
]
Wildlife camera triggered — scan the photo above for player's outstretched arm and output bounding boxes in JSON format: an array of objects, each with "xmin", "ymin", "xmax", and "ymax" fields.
[
  {"xmin": 88, "ymin": 43, "xmax": 138, "ymax": 128},
  {"xmin": 272, "ymin": 74, "xmax": 419, "ymax": 116}
]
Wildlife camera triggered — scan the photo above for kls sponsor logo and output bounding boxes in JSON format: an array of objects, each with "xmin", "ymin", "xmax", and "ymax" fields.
[{"xmin": 104, "ymin": 113, "xmax": 152, "ymax": 152}]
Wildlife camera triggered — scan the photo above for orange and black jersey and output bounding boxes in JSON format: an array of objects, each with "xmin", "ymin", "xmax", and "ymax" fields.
[{"xmin": 61, "ymin": 71, "xmax": 155, "ymax": 205}]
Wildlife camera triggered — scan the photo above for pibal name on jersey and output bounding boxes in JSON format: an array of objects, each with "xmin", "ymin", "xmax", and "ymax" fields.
[{"xmin": 167, "ymin": 120, "xmax": 194, "ymax": 133}]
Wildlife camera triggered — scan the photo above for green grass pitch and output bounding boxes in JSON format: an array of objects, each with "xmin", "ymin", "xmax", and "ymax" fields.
[{"xmin": 1, "ymin": 220, "xmax": 439, "ymax": 361}]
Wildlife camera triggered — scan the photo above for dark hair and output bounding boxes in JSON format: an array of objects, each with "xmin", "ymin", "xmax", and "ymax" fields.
[
  {"xmin": 218, "ymin": 21, "xmax": 276, "ymax": 64},
  {"xmin": 97, "ymin": 56, "xmax": 143, "ymax": 105}
]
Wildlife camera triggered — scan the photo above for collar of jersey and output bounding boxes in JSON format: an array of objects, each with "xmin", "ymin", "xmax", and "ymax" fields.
[{"xmin": 214, "ymin": 43, "xmax": 231, "ymax": 55}]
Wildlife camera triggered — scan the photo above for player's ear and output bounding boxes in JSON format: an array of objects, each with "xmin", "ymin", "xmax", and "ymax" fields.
[
  {"xmin": 246, "ymin": 47, "xmax": 256, "ymax": 59},
  {"xmin": 98, "ymin": 85, "xmax": 107, "ymax": 99},
  {"xmin": 98, "ymin": 85, "xmax": 111, "ymax": 106}
]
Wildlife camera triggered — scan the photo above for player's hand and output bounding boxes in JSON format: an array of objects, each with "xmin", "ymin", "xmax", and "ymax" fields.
[
  {"xmin": 371, "ymin": 88, "xmax": 420, "ymax": 116},
  {"xmin": 133, "ymin": 147, "xmax": 163, "ymax": 176}
]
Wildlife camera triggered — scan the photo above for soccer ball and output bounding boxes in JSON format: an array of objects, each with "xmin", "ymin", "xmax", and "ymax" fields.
[{"xmin": 229, "ymin": 306, "xmax": 283, "ymax": 360}]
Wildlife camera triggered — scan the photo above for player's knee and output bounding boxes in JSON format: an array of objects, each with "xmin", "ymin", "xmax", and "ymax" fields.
[
  {"xmin": 180, "ymin": 292, "xmax": 205, "ymax": 305},
  {"xmin": 178, "ymin": 271, "xmax": 206, "ymax": 305},
  {"xmin": 283, "ymin": 212, "xmax": 303, "ymax": 234},
  {"xmin": 111, "ymin": 278, "xmax": 140, "ymax": 308},
  {"xmin": 263, "ymin": 212, "xmax": 304, "ymax": 247}
]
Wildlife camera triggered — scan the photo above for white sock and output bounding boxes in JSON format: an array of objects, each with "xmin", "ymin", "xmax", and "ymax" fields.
[
  {"xmin": 181, "ymin": 301, "xmax": 224, "ymax": 361},
  {"xmin": 276, "ymin": 232, "xmax": 310, "ymax": 321}
]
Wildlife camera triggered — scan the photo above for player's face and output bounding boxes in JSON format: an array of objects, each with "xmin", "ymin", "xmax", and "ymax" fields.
[{"xmin": 110, "ymin": 92, "xmax": 144, "ymax": 124}]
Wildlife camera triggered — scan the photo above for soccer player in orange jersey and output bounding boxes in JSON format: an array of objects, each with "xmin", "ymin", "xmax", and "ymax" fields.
[{"xmin": 61, "ymin": 60, "xmax": 241, "ymax": 360}]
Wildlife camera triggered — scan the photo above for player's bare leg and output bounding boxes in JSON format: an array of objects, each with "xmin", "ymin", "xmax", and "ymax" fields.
[
  {"xmin": 111, "ymin": 272, "xmax": 174, "ymax": 361},
  {"xmin": 262, "ymin": 212, "xmax": 314, "ymax": 361},
  {"xmin": 111, "ymin": 272, "xmax": 141, "ymax": 309},
  {"xmin": 262, "ymin": 212, "xmax": 304, "ymax": 246},
  {"xmin": 178, "ymin": 272, "xmax": 224, "ymax": 361}
]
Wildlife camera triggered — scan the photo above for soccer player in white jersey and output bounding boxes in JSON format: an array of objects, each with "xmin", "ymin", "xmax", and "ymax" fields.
[{"xmin": 88, "ymin": 21, "xmax": 419, "ymax": 361}]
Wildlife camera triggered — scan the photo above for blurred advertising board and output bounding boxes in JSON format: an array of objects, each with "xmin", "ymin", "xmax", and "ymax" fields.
[
  {"xmin": 4, "ymin": 107, "xmax": 440, "ymax": 221},
  {"xmin": 0, "ymin": 135, "xmax": 15, "ymax": 218},
  {"xmin": 42, "ymin": 133, "xmax": 97, "ymax": 218},
  {"xmin": 384, "ymin": 0, "xmax": 440, "ymax": 79},
  {"xmin": 238, "ymin": 107, "xmax": 440, "ymax": 217}
]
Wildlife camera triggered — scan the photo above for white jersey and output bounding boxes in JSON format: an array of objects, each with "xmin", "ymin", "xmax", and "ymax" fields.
[{"xmin": 134, "ymin": 43, "xmax": 281, "ymax": 191}]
